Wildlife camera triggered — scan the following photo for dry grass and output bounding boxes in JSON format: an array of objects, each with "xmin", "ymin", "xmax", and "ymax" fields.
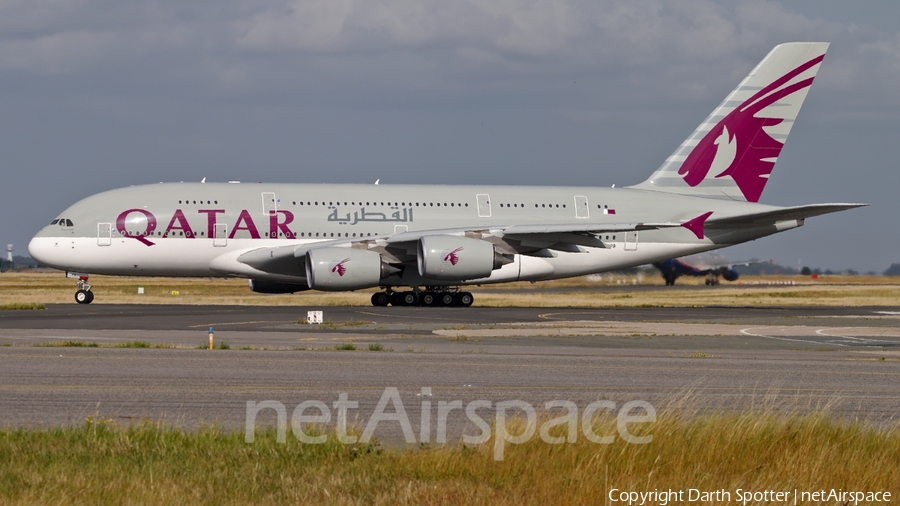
[
  {"xmin": 1, "ymin": 271, "xmax": 899, "ymax": 307},
  {"xmin": 0, "ymin": 408, "xmax": 897, "ymax": 505}
]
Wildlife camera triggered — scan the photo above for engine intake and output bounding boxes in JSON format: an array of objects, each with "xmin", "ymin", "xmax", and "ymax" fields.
[
  {"xmin": 305, "ymin": 248, "xmax": 392, "ymax": 290},
  {"xmin": 417, "ymin": 235, "xmax": 510, "ymax": 281}
]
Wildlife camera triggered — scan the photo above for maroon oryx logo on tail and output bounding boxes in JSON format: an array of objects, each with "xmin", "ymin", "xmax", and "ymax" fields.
[
  {"xmin": 678, "ymin": 54, "xmax": 824, "ymax": 203},
  {"xmin": 331, "ymin": 258, "xmax": 350, "ymax": 276},
  {"xmin": 443, "ymin": 247, "xmax": 463, "ymax": 266}
]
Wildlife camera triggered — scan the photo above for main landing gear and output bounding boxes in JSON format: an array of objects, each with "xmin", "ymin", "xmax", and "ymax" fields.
[
  {"xmin": 74, "ymin": 276, "xmax": 94, "ymax": 304},
  {"xmin": 370, "ymin": 288, "xmax": 474, "ymax": 307}
]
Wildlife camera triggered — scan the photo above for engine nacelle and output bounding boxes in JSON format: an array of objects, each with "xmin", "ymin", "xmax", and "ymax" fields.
[
  {"xmin": 248, "ymin": 279, "xmax": 309, "ymax": 294},
  {"xmin": 305, "ymin": 248, "xmax": 390, "ymax": 291},
  {"xmin": 722, "ymin": 269, "xmax": 739, "ymax": 282},
  {"xmin": 417, "ymin": 235, "xmax": 509, "ymax": 281}
]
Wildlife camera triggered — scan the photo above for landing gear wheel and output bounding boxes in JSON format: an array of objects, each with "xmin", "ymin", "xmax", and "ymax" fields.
[
  {"xmin": 371, "ymin": 292, "xmax": 389, "ymax": 307},
  {"xmin": 75, "ymin": 289, "xmax": 93, "ymax": 304},
  {"xmin": 455, "ymin": 292, "xmax": 474, "ymax": 307},
  {"xmin": 421, "ymin": 293, "xmax": 435, "ymax": 306},
  {"xmin": 440, "ymin": 293, "xmax": 455, "ymax": 307},
  {"xmin": 401, "ymin": 292, "xmax": 418, "ymax": 306}
]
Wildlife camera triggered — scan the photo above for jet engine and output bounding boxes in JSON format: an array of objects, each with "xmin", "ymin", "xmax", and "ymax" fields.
[
  {"xmin": 248, "ymin": 279, "xmax": 309, "ymax": 294},
  {"xmin": 417, "ymin": 235, "xmax": 511, "ymax": 281},
  {"xmin": 305, "ymin": 248, "xmax": 393, "ymax": 290},
  {"xmin": 722, "ymin": 268, "xmax": 739, "ymax": 282}
]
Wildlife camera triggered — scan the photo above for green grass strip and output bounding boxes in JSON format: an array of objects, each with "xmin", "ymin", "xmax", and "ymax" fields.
[{"xmin": 0, "ymin": 302, "xmax": 44, "ymax": 310}]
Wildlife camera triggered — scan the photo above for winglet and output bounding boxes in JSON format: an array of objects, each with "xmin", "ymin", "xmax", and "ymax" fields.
[{"xmin": 681, "ymin": 212, "xmax": 713, "ymax": 239}]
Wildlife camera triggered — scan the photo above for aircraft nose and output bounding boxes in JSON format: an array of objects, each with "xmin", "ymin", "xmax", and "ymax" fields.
[{"xmin": 28, "ymin": 235, "xmax": 51, "ymax": 266}]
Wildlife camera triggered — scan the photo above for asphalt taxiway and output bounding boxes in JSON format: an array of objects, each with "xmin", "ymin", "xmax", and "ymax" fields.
[{"xmin": 1, "ymin": 304, "xmax": 899, "ymax": 440}]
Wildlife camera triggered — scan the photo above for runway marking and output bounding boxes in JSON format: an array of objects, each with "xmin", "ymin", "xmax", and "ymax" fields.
[
  {"xmin": 740, "ymin": 327, "xmax": 847, "ymax": 346},
  {"xmin": 814, "ymin": 328, "xmax": 896, "ymax": 347}
]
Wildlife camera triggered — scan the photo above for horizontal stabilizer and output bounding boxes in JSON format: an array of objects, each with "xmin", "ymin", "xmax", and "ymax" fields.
[{"xmin": 708, "ymin": 203, "xmax": 866, "ymax": 227}]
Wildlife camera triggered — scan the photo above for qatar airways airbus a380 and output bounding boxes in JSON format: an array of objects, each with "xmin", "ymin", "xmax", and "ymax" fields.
[{"xmin": 29, "ymin": 42, "xmax": 863, "ymax": 307}]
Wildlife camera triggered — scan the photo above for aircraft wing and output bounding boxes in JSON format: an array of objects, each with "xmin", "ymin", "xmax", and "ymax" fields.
[
  {"xmin": 232, "ymin": 220, "xmax": 690, "ymax": 276},
  {"xmin": 500, "ymin": 222, "xmax": 682, "ymax": 234},
  {"xmin": 225, "ymin": 204, "xmax": 865, "ymax": 278}
]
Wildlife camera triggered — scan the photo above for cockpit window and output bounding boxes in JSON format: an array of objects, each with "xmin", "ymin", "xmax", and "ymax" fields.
[
  {"xmin": 50, "ymin": 219, "xmax": 59, "ymax": 225},
  {"xmin": 66, "ymin": 219, "xmax": 74, "ymax": 227},
  {"xmin": 56, "ymin": 218, "xmax": 74, "ymax": 227}
]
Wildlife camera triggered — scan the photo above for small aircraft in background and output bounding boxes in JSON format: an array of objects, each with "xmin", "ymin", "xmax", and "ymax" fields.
[{"xmin": 652, "ymin": 257, "xmax": 771, "ymax": 286}]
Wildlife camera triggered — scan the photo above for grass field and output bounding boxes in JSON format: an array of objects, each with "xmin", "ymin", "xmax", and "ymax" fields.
[
  {"xmin": 2, "ymin": 271, "xmax": 900, "ymax": 307},
  {"xmin": 1, "ymin": 409, "xmax": 896, "ymax": 505}
]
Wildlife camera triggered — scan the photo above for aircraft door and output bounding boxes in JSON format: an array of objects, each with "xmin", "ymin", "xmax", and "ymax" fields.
[
  {"xmin": 476, "ymin": 194, "xmax": 491, "ymax": 218},
  {"xmin": 97, "ymin": 223, "xmax": 112, "ymax": 246},
  {"xmin": 574, "ymin": 196, "xmax": 589, "ymax": 219},
  {"xmin": 262, "ymin": 192, "xmax": 277, "ymax": 216},
  {"xmin": 214, "ymin": 223, "xmax": 227, "ymax": 247},
  {"xmin": 625, "ymin": 231, "xmax": 638, "ymax": 251}
]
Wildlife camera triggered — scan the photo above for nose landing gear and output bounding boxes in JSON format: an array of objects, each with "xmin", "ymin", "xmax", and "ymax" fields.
[{"xmin": 74, "ymin": 276, "xmax": 94, "ymax": 304}]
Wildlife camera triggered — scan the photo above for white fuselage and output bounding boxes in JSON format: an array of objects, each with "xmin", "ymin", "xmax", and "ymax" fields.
[{"xmin": 28, "ymin": 182, "xmax": 785, "ymax": 289}]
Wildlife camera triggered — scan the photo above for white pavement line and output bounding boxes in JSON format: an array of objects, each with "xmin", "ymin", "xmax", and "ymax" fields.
[
  {"xmin": 739, "ymin": 327, "xmax": 846, "ymax": 346},
  {"xmin": 815, "ymin": 328, "xmax": 893, "ymax": 346}
]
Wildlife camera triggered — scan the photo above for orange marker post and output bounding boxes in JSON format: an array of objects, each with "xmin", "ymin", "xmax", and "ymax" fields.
[{"xmin": 208, "ymin": 327, "xmax": 214, "ymax": 350}]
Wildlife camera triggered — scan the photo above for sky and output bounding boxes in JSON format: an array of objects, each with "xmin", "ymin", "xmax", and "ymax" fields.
[{"xmin": 1, "ymin": 0, "xmax": 898, "ymax": 272}]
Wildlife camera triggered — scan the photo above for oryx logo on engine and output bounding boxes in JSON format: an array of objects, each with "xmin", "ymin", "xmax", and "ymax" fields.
[
  {"xmin": 331, "ymin": 258, "xmax": 350, "ymax": 276},
  {"xmin": 443, "ymin": 247, "xmax": 463, "ymax": 266}
]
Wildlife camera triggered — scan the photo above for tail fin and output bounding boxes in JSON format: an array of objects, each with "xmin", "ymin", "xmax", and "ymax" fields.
[{"xmin": 631, "ymin": 42, "xmax": 829, "ymax": 202}]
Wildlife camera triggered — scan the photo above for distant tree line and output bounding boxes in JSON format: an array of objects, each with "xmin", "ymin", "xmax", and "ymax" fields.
[
  {"xmin": 0, "ymin": 255, "xmax": 42, "ymax": 272},
  {"xmin": 884, "ymin": 264, "xmax": 900, "ymax": 276}
]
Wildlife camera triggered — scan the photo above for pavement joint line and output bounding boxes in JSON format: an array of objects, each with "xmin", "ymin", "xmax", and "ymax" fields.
[
  {"xmin": 538, "ymin": 311, "xmax": 607, "ymax": 320},
  {"xmin": 2, "ymin": 384, "xmax": 898, "ymax": 393},
  {"xmin": 187, "ymin": 320, "xmax": 295, "ymax": 328},
  {"xmin": 354, "ymin": 310, "xmax": 461, "ymax": 321}
]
